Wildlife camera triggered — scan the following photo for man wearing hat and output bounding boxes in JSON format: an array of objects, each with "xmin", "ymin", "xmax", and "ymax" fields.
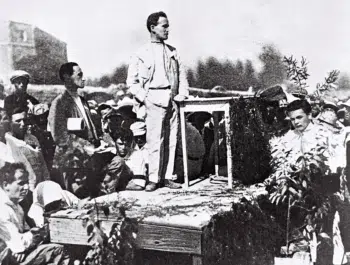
[
  {"xmin": 31, "ymin": 103, "xmax": 56, "ymax": 171},
  {"xmin": 127, "ymin": 11, "xmax": 189, "ymax": 191},
  {"xmin": 4, "ymin": 70, "xmax": 39, "ymax": 117},
  {"xmin": 317, "ymin": 99, "xmax": 343, "ymax": 132},
  {"xmin": 338, "ymin": 99, "xmax": 350, "ymax": 127},
  {"xmin": 123, "ymin": 121, "xmax": 148, "ymax": 190}
]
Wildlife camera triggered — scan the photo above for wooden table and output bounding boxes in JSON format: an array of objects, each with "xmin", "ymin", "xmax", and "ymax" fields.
[
  {"xmin": 179, "ymin": 97, "xmax": 237, "ymax": 188},
  {"xmin": 48, "ymin": 179, "xmax": 266, "ymax": 265}
]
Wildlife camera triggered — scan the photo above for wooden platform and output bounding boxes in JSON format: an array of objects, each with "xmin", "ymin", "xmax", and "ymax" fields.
[{"xmin": 48, "ymin": 178, "xmax": 267, "ymax": 264}]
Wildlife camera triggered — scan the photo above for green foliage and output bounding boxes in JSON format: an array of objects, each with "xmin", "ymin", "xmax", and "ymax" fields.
[
  {"xmin": 203, "ymin": 197, "xmax": 283, "ymax": 265},
  {"xmin": 258, "ymin": 44, "xmax": 287, "ymax": 88},
  {"xmin": 81, "ymin": 202, "xmax": 137, "ymax": 265},
  {"xmin": 86, "ymin": 64, "xmax": 128, "ymax": 87},
  {"xmin": 283, "ymin": 55, "xmax": 310, "ymax": 91},
  {"xmin": 313, "ymin": 70, "xmax": 340, "ymax": 99},
  {"xmin": 230, "ymin": 98, "xmax": 272, "ymax": 184},
  {"xmin": 188, "ymin": 57, "xmax": 260, "ymax": 91},
  {"xmin": 14, "ymin": 53, "xmax": 63, "ymax": 85},
  {"xmin": 337, "ymin": 73, "xmax": 350, "ymax": 91},
  {"xmin": 265, "ymin": 129, "xmax": 339, "ymax": 249}
]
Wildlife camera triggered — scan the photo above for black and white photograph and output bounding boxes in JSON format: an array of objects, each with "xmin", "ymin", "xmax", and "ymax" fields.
[{"xmin": 1, "ymin": 1, "xmax": 350, "ymax": 264}]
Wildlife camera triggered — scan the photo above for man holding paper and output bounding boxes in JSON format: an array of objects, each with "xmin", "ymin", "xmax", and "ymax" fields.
[
  {"xmin": 49, "ymin": 63, "xmax": 107, "ymax": 193},
  {"xmin": 48, "ymin": 62, "xmax": 100, "ymax": 149}
]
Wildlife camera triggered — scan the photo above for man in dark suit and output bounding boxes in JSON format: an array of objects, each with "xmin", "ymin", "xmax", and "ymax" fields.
[
  {"xmin": 48, "ymin": 62, "xmax": 105, "ymax": 192},
  {"xmin": 48, "ymin": 62, "xmax": 100, "ymax": 149}
]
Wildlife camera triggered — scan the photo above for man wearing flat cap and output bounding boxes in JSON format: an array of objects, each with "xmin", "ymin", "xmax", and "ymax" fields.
[{"xmin": 4, "ymin": 70, "xmax": 39, "ymax": 117}]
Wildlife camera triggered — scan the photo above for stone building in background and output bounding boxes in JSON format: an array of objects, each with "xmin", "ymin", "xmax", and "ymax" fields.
[{"xmin": 0, "ymin": 21, "xmax": 67, "ymax": 84}]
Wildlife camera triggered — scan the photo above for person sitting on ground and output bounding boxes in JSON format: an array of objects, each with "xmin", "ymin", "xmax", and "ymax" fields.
[
  {"xmin": 5, "ymin": 106, "xmax": 49, "ymax": 191},
  {"xmin": 0, "ymin": 99, "xmax": 10, "ymax": 144},
  {"xmin": 97, "ymin": 105, "xmax": 123, "ymax": 146},
  {"xmin": 100, "ymin": 130, "xmax": 134, "ymax": 194},
  {"xmin": 338, "ymin": 99, "xmax": 350, "ymax": 127},
  {"xmin": 316, "ymin": 99, "xmax": 343, "ymax": 131},
  {"xmin": 0, "ymin": 162, "xmax": 70, "ymax": 265},
  {"xmin": 28, "ymin": 181, "xmax": 79, "ymax": 227},
  {"xmin": 97, "ymin": 103, "xmax": 114, "ymax": 132},
  {"xmin": 0, "ymin": 237, "xmax": 13, "ymax": 265},
  {"xmin": 175, "ymin": 119, "xmax": 206, "ymax": 181},
  {"xmin": 30, "ymin": 103, "xmax": 56, "ymax": 172},
  {"xmin": 269, "ymin": 99, "xmax": 347, "ymax": 264},
  {"xmin": 123, "ymin": 121, "xmax": 148, "ymax": 190},
  {"xmin": 62, "ymin": 150, "xmax": 91, "ymax": 199},
  {"xmin": 4, "ymin": 70, "xmax": 39, "ymax": 117}
]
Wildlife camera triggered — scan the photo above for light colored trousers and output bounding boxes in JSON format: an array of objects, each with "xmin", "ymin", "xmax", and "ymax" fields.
[{"xmin": 145, "ymin": 98, "xmax": 178, "ymax": 183}]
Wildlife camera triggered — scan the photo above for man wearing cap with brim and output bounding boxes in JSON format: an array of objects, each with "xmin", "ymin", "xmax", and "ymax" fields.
[
  {"xmin": 338, "ymin": 98, "xmax": 350, "ymax": 127},
  {"xmin": 31, "ymin": 103, "xmax": 56, "ymax": 171},
  {"xmin": 123, "ymin": 121, "xmax": 148, "ymax": 190},
  {"xmin": 316, "ymin": 99, "xmax": 344, "ymax": 131},
  {"xmin": 4, "ymin": 70, "xmax": 39, "ymax": 117}
]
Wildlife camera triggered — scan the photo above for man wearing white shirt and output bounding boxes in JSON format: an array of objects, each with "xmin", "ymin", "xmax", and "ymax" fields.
[
  {"xmin": 127, "ymin": 11, "xmax": 189, "ymax": 191},
  {"xmin": 0, "ymin": 162, "xmax": 69, "ymax": 265},
  {"xmin": 281, "ymin": 100, "xmax": 347, "ymax": 265}
]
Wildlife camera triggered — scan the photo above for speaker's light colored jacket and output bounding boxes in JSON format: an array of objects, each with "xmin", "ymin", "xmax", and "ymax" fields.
[{"xmin": 127, "ymin": 42, "xmax": 189, "ymax": 108}]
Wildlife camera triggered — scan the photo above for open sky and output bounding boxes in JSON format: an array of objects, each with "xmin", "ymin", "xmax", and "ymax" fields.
[{"xmin": 1, "ymin": 0, "xmax": 350, "ymax": 90}]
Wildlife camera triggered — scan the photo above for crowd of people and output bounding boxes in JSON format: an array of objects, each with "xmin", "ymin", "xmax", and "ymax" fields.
[
  {"xmin": 0, "ymin": 11, "xmax": 215, "ymax": 265},
  {"xmin": 1, "ymin": 10, "xmax": 350, "ymax": 265}
]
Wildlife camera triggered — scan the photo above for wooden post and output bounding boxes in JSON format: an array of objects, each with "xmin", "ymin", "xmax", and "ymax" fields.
[
  {"xmin": 224, "ymin": 103, "xmax": 233, "ymax": 189},
  {"xmin": 213, "ymin": 112, "xmax": 219, "ymax": 177},
  {"xmin": 192, "ymin": 255, "xmax": 203, "ymax": 265},
  {"xmin": 180, "ymin": 103, "xmax": 189, "ymax": 188}
]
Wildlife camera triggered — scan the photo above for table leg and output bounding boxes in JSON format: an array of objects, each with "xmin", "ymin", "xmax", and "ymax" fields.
[
  {"xmin": 224, "ymin": 104, "xmax": 233, "ymax": 189},
  {"xmin": 192, "ymin": 255, "xmax": 203, "ymax": 265},
  {"xmin": 180, "ymin": 106, "xmax": 189, "ymax": 188},
  {"xmin": 213, "ymin": 112, "xmax": 219, "ymax": 177}
]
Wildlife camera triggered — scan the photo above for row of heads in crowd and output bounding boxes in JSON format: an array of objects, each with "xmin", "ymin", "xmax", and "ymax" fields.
[
  {"xmin": 0, "ymin": 69, "xmax": 146, "ymax": 143},
  {"xmin": 2, "ymin": 70, "xmax": 350, "ymax": 136},
  {"xmin": 257, "ymin": 84, "xmax": 350, "ymax": 129}
]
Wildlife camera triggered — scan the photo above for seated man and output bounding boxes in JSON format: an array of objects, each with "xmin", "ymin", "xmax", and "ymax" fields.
[
  {"xmin": 124, "ymin": 122, "xmax": 149, "ymax": 190},
  {"xmin": 279, "ymin": 99, "xmax": 344, "ymax": 170},
  {"xmin": 100, "ymin": 130, "xmax": 134, "ymax": 194},
  {"xmin": 269, "ymin": 99, "xmax": 346, "ymax": 264},
  {"xmin": 0, "ymin": 162, "xmax": 69, "ymax": 265},
  {"xmin": 5, "ymin": 106, "xmax": 49, "ymax": 191},
  {"xmin": 316, "ymin": 99, "xmax": 343, "ymax": 131},
  {"xmin": 31, "ymin": 103, "xmax": 56, "ymax": 172}
]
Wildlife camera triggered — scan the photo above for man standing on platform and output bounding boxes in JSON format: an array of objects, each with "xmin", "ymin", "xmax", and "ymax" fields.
[
  {"xmin": 127, "ymin": 11, "xmax": 189, "ymax": 191},
  {"xmin": 48, "ymin": 63, "xmax": 106, "ymax": 192},
  {"xmin": 49, "ymin": 62, "xmax": 101, "ymax": 150}
]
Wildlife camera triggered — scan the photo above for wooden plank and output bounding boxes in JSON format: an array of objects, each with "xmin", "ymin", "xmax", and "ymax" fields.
[
  {"xmin": 136, "ymin": 223, "xmax": 202, "ymax": 255},
  {"xmin": 49, "ymin": 217, "xmax": 92, "ymax": 245},
  {"xmin": 49, "ymin": 218, "xmax": 202, "ymax": 255}
]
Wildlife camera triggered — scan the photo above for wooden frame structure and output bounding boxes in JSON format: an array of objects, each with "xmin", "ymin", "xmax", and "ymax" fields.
[{"xmin": 179, "ymin": 97, "xmax": 237, "ymax": 188}]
